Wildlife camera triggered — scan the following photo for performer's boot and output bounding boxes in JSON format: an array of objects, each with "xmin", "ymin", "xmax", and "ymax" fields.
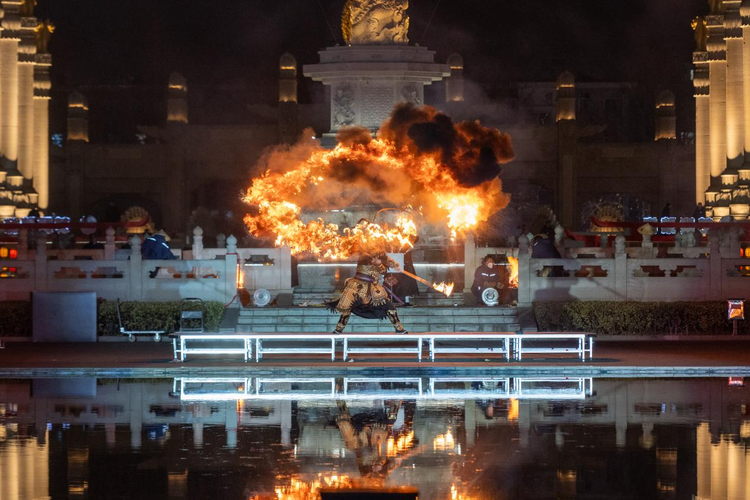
[
  {"xmin": 387, "ymin": 310, "xmax": 408, "ymax": 334},
  {"xmin": 333, "ymin": 312, "xmax": 350, "ymax": 334}
]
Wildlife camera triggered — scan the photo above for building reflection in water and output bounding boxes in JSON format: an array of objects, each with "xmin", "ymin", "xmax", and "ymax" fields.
[{"xmin": 0, "ymin": 377, "xmax": 747, "ymax": 499}]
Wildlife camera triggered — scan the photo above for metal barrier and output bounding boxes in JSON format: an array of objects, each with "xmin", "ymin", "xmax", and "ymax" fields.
[{"xmin": 171, "ymin": 332, "xmax": 595, "ymax": 363}]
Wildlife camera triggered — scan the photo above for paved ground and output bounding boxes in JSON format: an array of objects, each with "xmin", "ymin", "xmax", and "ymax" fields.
[{"xmin": 0, "ymin": 337, "xmax": 749, "ymax": 377}]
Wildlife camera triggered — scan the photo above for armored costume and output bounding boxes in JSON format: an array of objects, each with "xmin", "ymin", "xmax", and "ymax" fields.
[{"xmin": 327, "ymin": 255, "xmax": 407, "ymax": 334}]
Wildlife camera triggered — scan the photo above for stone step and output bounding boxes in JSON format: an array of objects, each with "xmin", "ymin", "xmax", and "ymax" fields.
[
  {"xmin": 234, "ymin": 305, "xmax": 519, "ymax": 333},
  {"xmin": 235, "ymin": 324, "xmax": 521, "ymax": 333},
  {"xmin": 237, "ymin": 315, "xmax": 519, "ymax": 325},
  {"xmin": 239, "ymin": 308, "xmax": 518, "ymax": 318}
]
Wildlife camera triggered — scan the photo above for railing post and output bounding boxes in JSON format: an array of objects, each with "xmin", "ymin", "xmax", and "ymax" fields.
[
  {"xmin": 708, "ymin": 229, "xmax": 722, "ymax": 300},
  {"xmin": 192, "ymin": 226, "xmax": 204, "ymax": 260},
  {"xmin": 129, "ymin": 235, "xmax": 142, "ymax": 301},
  {"xmin": 225, "ymin": 235, "xmax": 239, "ymax": 306},
  {"xmin": 104, "ymin": 227, "xmax": 116, "ymax": 260},
  {"xmin": 463, "ymin": 232, "xmax": 476, "ymax": 304},
  {"xmin": 517, "ymin": 235, "xmax": 531, "ymax": 307},
  {"xmin": 216, "ymin": 233, "xmax": 227, "ymax": 250},
  {"xmin": 34, "ymin": 233, "xmax": 47, "ymax": 291},
  {"xmin": 615, "ymin": 235, "xmax": 627, "ymax": 301}
]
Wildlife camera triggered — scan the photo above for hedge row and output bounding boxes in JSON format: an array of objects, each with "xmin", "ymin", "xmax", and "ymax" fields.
[
  {"xmin": 98, "ymin": 301, "xmax": 224, "ymax": 335},
  {"xmin": 0, "ymin": 301, "xmax": 32, "ymax": 337},
  {"xmin": 533, "ymin": 301, "xmax": 749, "ymax": 335},
  {"xmin": 0, "ymin": 300, "xmax": 223, "ymax": 337}
]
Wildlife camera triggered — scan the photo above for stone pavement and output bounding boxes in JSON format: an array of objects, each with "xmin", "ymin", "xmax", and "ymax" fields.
[{"xmin": 0, "ymin": 337, "xmax": 749, "ymax": 378}]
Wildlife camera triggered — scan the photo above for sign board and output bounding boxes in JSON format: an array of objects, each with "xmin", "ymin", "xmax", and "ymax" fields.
[
  {"xmin": 728, "ymin": 299, "xmax": 745, "ymax": 321},
  {"xmin": 33, "ymin": 292, "xmax": 97, "ymax": 342}
]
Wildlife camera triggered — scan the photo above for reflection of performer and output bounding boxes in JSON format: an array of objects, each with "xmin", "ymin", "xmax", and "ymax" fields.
[
  {"xmin": 327, "ymin": 253, "xmax": 408, "ymax": 334},
  {"xmin": 336, "ymin": 399, "xmax": 416, "ymax": 482}
]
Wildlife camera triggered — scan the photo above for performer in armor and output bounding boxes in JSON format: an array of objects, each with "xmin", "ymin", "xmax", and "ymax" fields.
[{"xmin": 327, "ymin": 253, "xmax": 408, "ymax": 334}]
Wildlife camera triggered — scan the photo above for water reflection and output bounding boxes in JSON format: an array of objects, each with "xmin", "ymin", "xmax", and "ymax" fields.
[{"xmin": 0, "ymin": 377, "xmax": 747, "ymax": 499}]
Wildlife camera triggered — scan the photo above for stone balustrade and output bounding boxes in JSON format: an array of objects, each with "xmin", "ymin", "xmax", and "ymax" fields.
[{"xmin": 0, "ymin": 228, "xmax": 294, "ymax": 304}]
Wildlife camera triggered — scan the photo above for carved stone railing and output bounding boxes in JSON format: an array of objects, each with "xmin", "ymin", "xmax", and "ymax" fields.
[{"xmin": 464, "ymin": 229, "xmax": 750, "ymax": 306}]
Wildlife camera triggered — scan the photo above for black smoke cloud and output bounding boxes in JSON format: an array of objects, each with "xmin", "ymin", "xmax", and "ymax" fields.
[{"xmin": 380, "ymin": 103, "xmax": 515, "ymax": 187}]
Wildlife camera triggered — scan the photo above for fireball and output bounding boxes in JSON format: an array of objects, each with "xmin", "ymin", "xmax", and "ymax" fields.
[{"xmin": 243, "ymin": 103, "xmax": 514, "ymax": 261}]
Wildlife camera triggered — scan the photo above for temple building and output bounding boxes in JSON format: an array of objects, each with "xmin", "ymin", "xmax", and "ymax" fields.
[
  {"xmin": 53, "ymin": 1, "xmax": 697, "ymax": 239},
  {"xmin": 693, "ymin": 0, "xmax": 750, "ymax": 219},
  {"xmin": 0, "ymin": 0, "xmax": 52, "ymax": 218}
]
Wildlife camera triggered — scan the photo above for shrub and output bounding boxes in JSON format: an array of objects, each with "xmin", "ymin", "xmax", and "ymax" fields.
[
  {"xmin": 533, "ymin": 301, "xmax": 748, "ymax": 335},
  {"xmin": 98, "ymin": 300, "xmax": 224, "ymax": 336},
  {"xmin": 0, "ymin": 301, "xmax": 32, "ymax": 337}
]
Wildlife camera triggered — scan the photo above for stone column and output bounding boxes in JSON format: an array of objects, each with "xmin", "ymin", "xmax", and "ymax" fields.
[
  {"xmin": 33, "ymin": 52, "xmax": 51, "ymax": 210},
  {"xmin": 727, "ymin": 440, "xmax": 745, "ymax": 500},
  {"xmin": 696, "ymin": 423, "xmax": 712, "ymax": 500},
  {"xmin": 708, "ymin": 14, "xmax": 728, "ymax": 178},
  {"xmin": 0, "ymin": 1, "xmax": 22, "ymax": 170},
  {"xmin": 726, "ymin": 1, "xmax": 745, "ymax": 168},
  {"xmin": 695, "ymin": 50, "xmax": 712, "ymax": 203},
  {"xmin": 17, "ymin": 15, "xmax": 35, "ymax": 179},
  {"xmin": 711, "ymin": 439, "xmax": 728, "ymax": 500},
  {"xmin": 742, "ymin": 1, "xmax": 750, "ymax": 160}
]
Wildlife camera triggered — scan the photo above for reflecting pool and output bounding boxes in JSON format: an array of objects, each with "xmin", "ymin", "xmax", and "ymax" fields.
[{"xmin": 0, "ymin": 376, "xmax": 748, "ymax": 499}]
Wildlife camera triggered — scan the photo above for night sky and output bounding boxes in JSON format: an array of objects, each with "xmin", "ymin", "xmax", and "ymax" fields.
[{"xmin": 37, "ymin": 0, "xmax": 707, "ymax": 135}]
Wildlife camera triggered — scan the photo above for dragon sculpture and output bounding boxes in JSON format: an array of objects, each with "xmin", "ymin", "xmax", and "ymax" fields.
[{"xmin": 342, "ymin": 0, "xmax": 409, "ymax": 45}]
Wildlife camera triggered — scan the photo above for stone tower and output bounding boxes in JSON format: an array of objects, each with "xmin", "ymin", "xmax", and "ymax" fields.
[
  {"xmin": 692, "ymin": 0, "xmax": 750, "ymax": 219},
  {"xmin": 304, "ymin": 0, "xmax": 449, "ymax": 145},
  {"xmin": 654, "ymin": 90, "xmax": 677, "ymax": 141},
  {"xmin": 445, "ymin": 53, "xmax": 464, "ymax": 103},
  {"xmin": 0, "ymin": 1, "xmax": 53, "ymax": 215},
  {"xmin": 66, "ymin": 91, "xmax": 89, "ymax": 142},
  {"xmin": 279, "ymin": 52, "xmax": 298, "ymax": 103},
  {"xmin": 555, "ymin": 71, "xmax": 576, "ymax": 122},
  {"xmin": 166, "ymin": 72, "xmax": 188, "ymax": 124}
]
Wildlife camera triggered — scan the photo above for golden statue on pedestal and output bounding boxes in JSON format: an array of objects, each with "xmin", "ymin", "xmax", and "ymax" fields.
[
  {"xmin": 34, "ymin": 20, "xmax": 55, "ymax": 54},
  {"xmin": 342, "ymin": 0, "xmax": 409, "ymax": 45}
]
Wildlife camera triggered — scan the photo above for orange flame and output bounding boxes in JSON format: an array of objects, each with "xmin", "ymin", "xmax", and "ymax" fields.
[
  {"xmin": 243, "ymin": 137, "xmax": 503, "ymax": 260},
  {"xmin": 433, "ymin": 281, "xmax": 455, "ymax": 298},
  {"xmin": 507, "ymin": 256, "xmax": 518, "ymax": 289}
]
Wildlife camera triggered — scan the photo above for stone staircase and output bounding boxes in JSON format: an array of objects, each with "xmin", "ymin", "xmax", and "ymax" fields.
[
  {"xmin": 293, "ymin": 289, "xmax": 463, "ymax": 307},
  {"xmin": 235, "ymin": 306, "xmax": 519, "ymax": 333}
]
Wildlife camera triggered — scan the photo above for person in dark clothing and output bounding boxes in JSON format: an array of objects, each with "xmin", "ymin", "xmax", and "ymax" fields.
[
  {"xmin": 531, "ymin": 235, "xmax": 562, "ymax": 277},
  {"xmin": 141, "ymin": 233, "xmax": 176, "ymax": 278},
  {"xmin": 82, "ymin": 235, "xmax": 104, "ymax": 250},
  {"xmin": 661, "ymin": 203, "xmax": 672, "ymax": 218},
  {"xmin": 531, "ymin": 236, "xmax": 561, "ymax": 259},
  {"xmin": 471, "ymin": 256, "xmax": 500, "ymax": 303},
  {"xmin": 693, "ymin": 202, "xmax": 707, "ymax": 219}
]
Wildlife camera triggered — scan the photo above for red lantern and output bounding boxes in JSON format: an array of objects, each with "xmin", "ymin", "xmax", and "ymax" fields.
[{"xmin": 8, "ymin": 248, "xmax": 17, "ymax": 259}]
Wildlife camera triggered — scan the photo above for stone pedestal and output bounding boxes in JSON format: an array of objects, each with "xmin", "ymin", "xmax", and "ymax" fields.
[{"xmin": 303, "ymin": 45, "xmax": 449, "ymax": 145}]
